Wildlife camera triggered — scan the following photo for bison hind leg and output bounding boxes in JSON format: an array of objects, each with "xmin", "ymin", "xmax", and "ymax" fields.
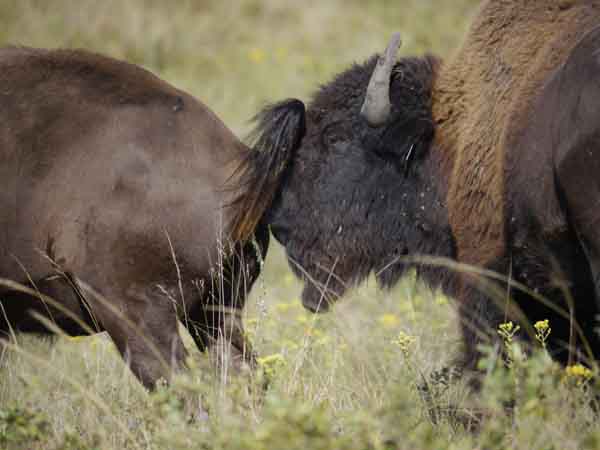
[
  {"xmin": 89, "ymin": 286, "xmax": 188, "ymax": 389},
  {"xmin": 503, "ymin": 230, "xmax": 600, "ymax": 367}
]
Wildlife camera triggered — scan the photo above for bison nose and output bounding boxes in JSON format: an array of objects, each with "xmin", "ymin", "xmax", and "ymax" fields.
[
  {"xmin": 301, "ymin": 284, "xmax": 331, "ymax": 313},
  {"xmin": 302, "ymin": 297, "xmax": 331, "ymax": 313}
]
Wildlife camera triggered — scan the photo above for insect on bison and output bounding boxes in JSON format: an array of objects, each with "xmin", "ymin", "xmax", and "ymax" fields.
[
  {"xmin": 0, "ymin": 46, "xmax": 303, "ymax": 388},
  {"xmin": 233, "ymin": 1, "xmax": 600, "ymax": 376}
]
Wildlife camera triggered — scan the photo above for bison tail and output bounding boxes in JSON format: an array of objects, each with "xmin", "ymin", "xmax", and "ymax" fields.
[{"xmin": 228, "ymin": 98, "xmax": 306, "ymax": 242}]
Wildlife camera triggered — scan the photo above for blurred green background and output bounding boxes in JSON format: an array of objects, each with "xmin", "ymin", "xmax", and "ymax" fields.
[{"xmin": 0, "ymin": 0, "xmax": 477, "ymax": 135}]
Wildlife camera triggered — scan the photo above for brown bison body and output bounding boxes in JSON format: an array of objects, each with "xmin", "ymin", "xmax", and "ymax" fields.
[
  {"xmin": 435, "ymin": 0, "xmax": 599, "ymax": 265},
  {"xmin": 0, "ymin": 47, "xmax": 304, "ymax": 388},
  {"xmin": 239, "ymin": 1, "xmax": 600, "ymax": 371},
  {"xmin": 434, "ymin": 0, "xmax": 600, "ymax": 366}
]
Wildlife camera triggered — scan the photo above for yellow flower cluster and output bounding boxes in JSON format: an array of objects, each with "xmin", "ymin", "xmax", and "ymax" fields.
[
  {"xmin": 379, "ymin": 313, "xmax": 400, "ymax": 328},
  {"xmin": 534, "ymin": 319, "xmax": 551, "ymax": 347},
  {"xmin": 257, "ymin": 353, "xmax": 286, "ymax": 377},
  {"xmin": 248, "ymin": 48, "xmax": 265, "ymax": 64},
  {"xmin": 498, "ymin": 321, "xmax": 520, "ymax": 343},
  {"xmin": 392, "ymin": 331, "xmax": 416, "ymax": 357},
  {"xmin": 565, "ymin": 364, "xmax": 593, "ymax": 380}
]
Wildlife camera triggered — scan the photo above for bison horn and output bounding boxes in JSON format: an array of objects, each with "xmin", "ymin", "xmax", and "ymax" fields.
[{"xmin": 360, "ymin": 32, "xmax": 402, "ymax": 127}]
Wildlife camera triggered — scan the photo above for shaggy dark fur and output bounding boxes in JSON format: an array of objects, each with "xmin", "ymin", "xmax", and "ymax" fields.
[
  {"xmin": 255, "ymin": 55, "xmax": 456, "ymax": 313},
  {"xmin": 240, "ymin": 19, "xmax": 600, "ymax": 373}
]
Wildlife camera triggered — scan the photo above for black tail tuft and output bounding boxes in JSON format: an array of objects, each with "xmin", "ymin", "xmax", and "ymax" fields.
[{"xmin": 229, "ymin": 98, "xmax": 306, "ymax": 242}]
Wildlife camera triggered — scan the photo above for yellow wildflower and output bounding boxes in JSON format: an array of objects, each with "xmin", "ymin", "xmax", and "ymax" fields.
[
  {"xmin": 248, "ymin": 48, "xmax": 265, "ymax": 64},
  {"xmin": 304, "ymin": 327, "xmax": 323, "ymax": 338},
  {"xmin": 296, "ymin": 314, "xmax": 308, "ymax": 324},
  {"xmin": 534, "ymin": 319, "xmax": 549, "ymax": 332},
  {"xmin": 436, "ymin": 296, "xmax": 448, "ymax": 306},
  {"xmin": 379, "ymin": 313, "xmax": 400, "ymax": 328},
  {"xmin": 257, "ymin": 353, "xmax": 285, "ymax": 366},
  {"xmin": 315, "ymin": 335, "xmax": 331, "ymax": 347},
  {"xmin": 392, "ymin": 331, "xmax": 416, "ymax": 357},
  {"xmin": 257, "ymin": 353, "xmax": 286, "ymax": 377},
  {"xmin": 534, "ymin": 319, "xmax": 551, "ymax": 347},
  {"xmin": 275, "ymin": 302, "xmax": 293, "ymax": 313},
  {"xmin": 565, "ymin": 364, "xmax": 593, "ymax": 380},
  {"xmin": 498, "ymin": 321, "xmax": 520, "ymax": 343}
]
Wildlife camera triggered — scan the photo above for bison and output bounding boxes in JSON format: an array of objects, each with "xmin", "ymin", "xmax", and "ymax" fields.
[
  {"xmin": 233, "ymin": 0, "xmax": 600, "ymax": 373},
  {"xmin": 0, "ymin": 46, "xmax": 303, "ymax": 388}
]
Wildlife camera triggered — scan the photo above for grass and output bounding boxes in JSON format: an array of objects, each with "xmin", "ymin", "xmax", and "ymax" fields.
[{"xmin": 1, "ymin": 1, "xmax": 600, "ymax": 449}]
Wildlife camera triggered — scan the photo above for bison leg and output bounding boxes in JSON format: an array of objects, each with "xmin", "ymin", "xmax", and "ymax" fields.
[
  {"xmin": 452, "ymin": 261, "xmax": 511, "ymax": 388},
  {"xmin": 554, "ymin": 131, "xmax": 600, "ymax": 361},
  {"xmin": 90, "ymin": 286, "xmax": 188, "ymax": 389},
  {"xmin": 548, "ymin": 25, "xmax": 600, "ymax": 363},
  {"xmin": 457, "ymin": 291, "xmax": 503, "ymax": 367},
  {"xmin": 109, "ymin": 316, "xmax": 187, "ymax": 389},
  {"xmin": 556, "ymin": 152, "xmax": 600, "ymax": 363}
]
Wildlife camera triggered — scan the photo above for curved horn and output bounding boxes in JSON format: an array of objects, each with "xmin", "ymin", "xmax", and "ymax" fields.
[{"xmin": 360, "ymin": 32, "xmax": 402, "ymax": 127}]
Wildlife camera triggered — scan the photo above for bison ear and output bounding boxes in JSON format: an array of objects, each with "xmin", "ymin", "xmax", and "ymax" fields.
[{"xmin": 360, "ymin": 32, "xmax": 402, "ymax": 127}]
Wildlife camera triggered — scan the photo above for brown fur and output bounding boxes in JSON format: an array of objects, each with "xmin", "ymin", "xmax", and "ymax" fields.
[
  {"xmin": 0, "ymin": 47, "xmax": 269, "ymax": 388},
  {"xmin": 433, "ymin": 0, "xmax": 600, "ymax": 267},
  {"xmin": 425, "ymin": 1, "xmax": 600, "ymax": 368}
]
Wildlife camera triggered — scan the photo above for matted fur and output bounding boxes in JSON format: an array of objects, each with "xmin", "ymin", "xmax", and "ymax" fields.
[{"xmin": 260, "ymin": 55, "xmax": 454, "ymax": 313}]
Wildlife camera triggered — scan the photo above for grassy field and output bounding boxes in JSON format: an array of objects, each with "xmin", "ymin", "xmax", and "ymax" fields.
[{"xmin": 1, "ymin": 1, "xmax": 600, "ymax": 449}]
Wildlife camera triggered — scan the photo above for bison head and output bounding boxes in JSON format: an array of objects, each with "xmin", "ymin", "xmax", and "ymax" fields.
[{"xmin": 254, "ymin": 35, "xmax": 454, "ymax": 312}]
